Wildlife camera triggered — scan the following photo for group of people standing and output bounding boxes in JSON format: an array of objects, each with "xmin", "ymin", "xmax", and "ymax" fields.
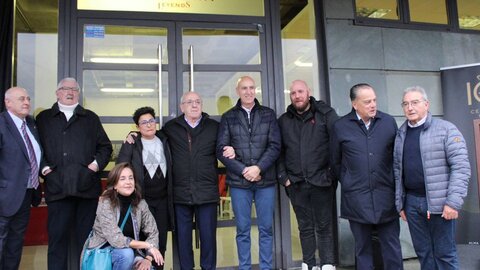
[{"xmin": 0, "ymin": 75, "xmax": 470, "ymax": 270}]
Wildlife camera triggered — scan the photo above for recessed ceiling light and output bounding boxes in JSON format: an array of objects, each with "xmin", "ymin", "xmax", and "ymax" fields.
[
  {"xmin": 90, "ymin": 57, "xmax": 158, "ymax": 64},
  {"xmin": 100, "ymin": 88, "xmax": 155, "ymax": 93}
]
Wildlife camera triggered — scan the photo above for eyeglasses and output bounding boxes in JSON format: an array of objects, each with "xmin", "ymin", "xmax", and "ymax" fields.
[
  {"xmin": 139, "ymin": 118, "xmax": 156, "ymax": 126},
  {"xmin": 401, "ymin": 99, "xmax": 424, "ymax": 108},
  {"xmin": 57, "ymin": 87, "xmax": 80, "ymax": 92},
  {"xmin": 182, "ymin": 99, "xmax": 201, "ymax": 106}
]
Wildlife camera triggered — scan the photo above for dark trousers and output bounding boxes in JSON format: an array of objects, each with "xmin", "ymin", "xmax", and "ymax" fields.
[
  {"xmin": 146, "ymin": 197, "xmax": 169, "ymax": 270},
  {"xmin": 175, "ymin": 203, "xmax": 217, "ymax": 270},
  {"xmin": 47, "ymin": 197, "xmax": 98, "ymax": 270},
  {"xmin": 288, "ymin": 182, "xmax": 336, "ymax": 268},
  {"xmin": 0, "ymin": 189, "xmax": 33, "ymax": 270},
  {"xmin": 349, "ymin": 219, "xmax": 403, "ymax": 270}
]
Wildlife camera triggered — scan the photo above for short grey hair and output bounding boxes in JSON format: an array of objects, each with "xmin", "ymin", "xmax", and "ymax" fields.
[
  {"xmin": 180, "ymin": 91, "xmax": 201, "ymax": 103},
  {"xmin": 403, "ymin": 86, "xmax": 429, "ymax": 102},
  {"xmin": 57, "ymin": 77, "xmax": 81, "ymax": 92}
]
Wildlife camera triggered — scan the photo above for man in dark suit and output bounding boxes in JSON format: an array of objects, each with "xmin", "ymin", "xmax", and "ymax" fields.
[
  {"xmin": 36, "ymin": 77, "xmax": 112, "ymax": 270},
  {"xmin": 0, "ymin": 86, "xmax": 42, "ymax": 270}
]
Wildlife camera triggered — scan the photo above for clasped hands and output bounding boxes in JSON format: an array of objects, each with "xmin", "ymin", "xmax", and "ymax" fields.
[{"xmin": 222, "ymin": 146, "xmax": 261, "ymax": 182}]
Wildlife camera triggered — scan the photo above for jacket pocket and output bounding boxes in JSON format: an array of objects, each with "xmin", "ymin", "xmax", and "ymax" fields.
[
  {"xmin": 0, "ymin": 179, "xmax": 7, "ymax": 188},
  {"xmin": 76, "ymin": 164, "xmax": 97, "ymax": 192},
  {"xmin": 44, "ymin": 170, "xmax": 63, "ymax": 195}
]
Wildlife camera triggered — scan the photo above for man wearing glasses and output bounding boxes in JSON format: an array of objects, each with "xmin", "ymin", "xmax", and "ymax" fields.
[
  {"xmin": 163, "ymin": 91, "xmax": 219, "ymax": 270},
  {"xmin": 393, "ymin": 86, "xmax": 470, "ymax": 269},
  {"xmin": 36, "ymin": 77, "xmax": 112, "ymax": 270}
]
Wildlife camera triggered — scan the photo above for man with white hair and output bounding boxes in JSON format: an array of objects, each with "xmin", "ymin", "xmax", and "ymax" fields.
[
  {"xmin": 394, "ymin": 86, "xmax": 470, "ymax": 269},
  {"xmin": 36, "ymin": 77, "xmax": 112, "ymax": 270}
]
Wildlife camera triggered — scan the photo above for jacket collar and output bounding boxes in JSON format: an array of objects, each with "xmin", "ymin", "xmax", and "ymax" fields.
[
  {"xmin": 286, "ymin": 96, "xmax": 316, "ymax": 120},
  {"xmin": 234, "ymin": 98, "xmax": 261, "ymax": 112},
  {"xmin": 175, "ymin": 112, "xmax": 210, "ymax": 128},
  {"xmin": 400, "ymin": 112, "xmax": 432, "ymax": 133},
  {"xmin": 51, "ymin": 102, "xmax": 87, "ymax": 117}
]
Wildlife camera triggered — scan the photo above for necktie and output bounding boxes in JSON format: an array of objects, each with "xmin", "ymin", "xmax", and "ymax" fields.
[{"xmin": 21, "ymin": 121, "xmax": 39, "ymax": 188}]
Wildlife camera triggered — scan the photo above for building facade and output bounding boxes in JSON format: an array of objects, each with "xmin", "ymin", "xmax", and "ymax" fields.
[{"xmin": 1, "ymin": 0, "xmax": 479, "ymax": 269}]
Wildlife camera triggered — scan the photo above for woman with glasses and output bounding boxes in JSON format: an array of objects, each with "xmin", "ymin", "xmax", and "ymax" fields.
[{"xmin": 117, "ymin": 106, "xmax": 173, "ymax": 269}]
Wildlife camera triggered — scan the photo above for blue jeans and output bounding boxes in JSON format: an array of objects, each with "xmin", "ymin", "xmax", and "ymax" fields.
[
  {"xmin": 111, "ymin": 248, "xmax": 134, "ymax": 270},
  {"xmin": 230, "ymin": 185, "xmax": 275, "ymax": 270},
  {"xmin": 404, "ymin": 193, "xmax": 459, "ymax": 270}
]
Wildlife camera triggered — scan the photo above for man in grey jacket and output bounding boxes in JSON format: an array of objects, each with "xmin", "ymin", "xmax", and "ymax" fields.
[{"xmin": 393, "ymin": 86, "xmax": 470, "ymax": 270}]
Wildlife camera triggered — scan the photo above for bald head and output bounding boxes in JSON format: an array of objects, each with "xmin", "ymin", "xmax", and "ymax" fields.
[
  {"xmin": 5, "ymin": 87, "xmax": 31, "ymax": 119},
  {"xmin": 236, "ymin": 76, "xmax": 256, "ymax": 109}
]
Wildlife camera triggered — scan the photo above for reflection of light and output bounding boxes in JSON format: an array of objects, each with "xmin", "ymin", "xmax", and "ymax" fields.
[
  {"xmin": 368, "ymin": 9, "xmax": 390, "ymax": 18},
  {"xmin": 459, "ymin": 16, "xmax": 480, "ymax": 28},
  {"xmin": 356, "ymin": 7, "xmax": 391, "ymax": 18},
  {"xmin": 90, "ymin": 57, "xmax": 158, "ymax": 64},
  {"xmin": 294, "ymin": 59, "xmax": 313, "ymax": 67},
  {"xmin": 255, "ymin": 87, "xmax": 262, "ymax": 94},
  {"xmin": 100, "ymin": 88, "xmax": 154, "ymax": 93}
]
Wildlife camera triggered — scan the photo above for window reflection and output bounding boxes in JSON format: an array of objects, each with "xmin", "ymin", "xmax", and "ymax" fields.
[
  {"xmin": 15, "ymin": 0, "xmax": 59, "ymax": 112},
  {"xmin": 355, "ymin": 0, "xmax": 399, "ymax": 20},
  {"xmin": 409, "ymin": 0, "xmax": 448, "ymax": 25},
  {"xmin": 457, "ymin": 0, "xmax": 480, "ymax": 30},
  {"xmin": 182, "ymin": 72, "xmax": 262, "ymax": 116},
  {"xmin": 182, "ymin": 28, "xmax": 260, "ymax": 65}
]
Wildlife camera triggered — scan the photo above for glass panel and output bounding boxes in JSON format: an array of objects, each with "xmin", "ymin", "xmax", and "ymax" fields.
[
  {"xmin": 457, "ymin": 0, "xmax": 480, "ymax": 30},
  {"xmin": 82, "ymin": 70, "xmax": 168, "ymax": 117},
  {"xmin": 182, "ymin": 72, "xmax": 262, "ymax": 116},
  {"xmin": 281, "ymin": 0, "xmax": 319, "ymax": 263},
  {"xmin": 182, "ymin": 28, "xmax": 260, "ymax": 65},
  {"xmin": 78, "ymin": 0, "xmax": 264, "ymax": 16},
  {"xmin": 281, "ymin": 0, "xmax": 320, "ymax": 112},
  {"xmin": 355, "ymin": 0, "xmax": 399, "ymax": 20},
  {"xmin": 409, "ymin": 0, "xmax": 448, "ymax": 24},
  {"xmin": 15, "ymin": 0, "xmax": 59, "ymax": 113},
  {"xmin": 83, "ymin": 25, "xmax": 168, "ymax": 64}
]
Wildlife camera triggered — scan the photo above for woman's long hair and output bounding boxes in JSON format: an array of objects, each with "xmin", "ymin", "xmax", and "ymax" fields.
[{"xmin": 102, "ymin": 162, "xmax": 142, "ymax": 209}]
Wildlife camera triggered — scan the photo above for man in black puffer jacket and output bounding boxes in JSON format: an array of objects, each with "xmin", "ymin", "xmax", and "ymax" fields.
[
  {"xmin": 216, "ymin": 76, "xmax": 281, "ymax": 270},
  {"xmin": 277, "ymin": 80, "xmax": 338, "ymax": 270},
  {"xmin": 164, "ymin": 91, "xmax": 219, "ymax": 270}
]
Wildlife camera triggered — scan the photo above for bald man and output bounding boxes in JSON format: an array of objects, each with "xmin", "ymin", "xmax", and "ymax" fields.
[
  {"xmin": 216, "ymin": 76, "xmax": 281, "ymax": 270},
  {"xmin": 0, "ymin": 87, "xmax": 42, "ymax": 269}
]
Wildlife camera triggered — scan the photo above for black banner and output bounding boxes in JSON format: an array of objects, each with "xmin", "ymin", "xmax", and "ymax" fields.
[{"xmin": 441, "ymin": 63, "xmax": 480, "ymax": 245}]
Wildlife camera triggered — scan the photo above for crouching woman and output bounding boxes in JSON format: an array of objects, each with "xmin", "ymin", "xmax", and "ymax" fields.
[{"xmin": 83, "ymin": 162, "xmax": 164, "ymax": 270}]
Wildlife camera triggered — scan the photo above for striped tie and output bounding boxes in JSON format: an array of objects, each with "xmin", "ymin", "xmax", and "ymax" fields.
[{"xmin": 21, "ymin": 121, "xmax": 39, "ymax": 189}]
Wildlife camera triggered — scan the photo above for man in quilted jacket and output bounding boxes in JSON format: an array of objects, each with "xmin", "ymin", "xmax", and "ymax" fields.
[{"xmin": 393, "ymin": 86, "xmax": 470, "ymax": 270}]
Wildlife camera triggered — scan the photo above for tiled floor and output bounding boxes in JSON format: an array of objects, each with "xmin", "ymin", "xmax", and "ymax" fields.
[
  {"xmin": 20, "ymin": 245, "xmax": 421, "ymax": 270},
  {"xmin": 19, "ymin": 245, "xmax": 420, "ymax": 270}
]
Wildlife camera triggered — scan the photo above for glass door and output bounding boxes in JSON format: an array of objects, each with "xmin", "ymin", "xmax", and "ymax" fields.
[{"xmin": 77, "ymin": 19, "xmax": 270, "ymax": 269}]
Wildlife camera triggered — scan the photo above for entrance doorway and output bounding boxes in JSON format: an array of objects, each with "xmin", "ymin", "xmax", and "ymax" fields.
[
  {"xmin": 77, "ymin": 19, "xmax": 269, "ymax": 122},
  {"xmin": 76, "ymin": 19, "xmax": 272, "ymax": 269}
]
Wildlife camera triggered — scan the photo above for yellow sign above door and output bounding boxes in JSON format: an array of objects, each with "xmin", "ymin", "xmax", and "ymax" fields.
[{"xmin": 78, "ymin": 0, "xmax": 264, "ymax": 16}]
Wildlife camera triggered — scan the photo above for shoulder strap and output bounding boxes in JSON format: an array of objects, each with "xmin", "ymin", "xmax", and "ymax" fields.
[{"xmin": 120, "ymin": 204, "xmax": 132, "ymax": 231}]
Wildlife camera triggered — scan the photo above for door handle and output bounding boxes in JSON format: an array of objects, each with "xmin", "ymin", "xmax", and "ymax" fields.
[
  {"xmin": 188, "ymin": 45, "xmax": 194, "ymax": 92},
  {"xmin": 158, "ymin": 44, "xmax": 163, "ymax": 127}
]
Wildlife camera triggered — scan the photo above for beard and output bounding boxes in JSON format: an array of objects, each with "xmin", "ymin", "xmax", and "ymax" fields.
[{"xmin": 293, "ymin": 100, "xmax": 310, "ymax": 113}]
